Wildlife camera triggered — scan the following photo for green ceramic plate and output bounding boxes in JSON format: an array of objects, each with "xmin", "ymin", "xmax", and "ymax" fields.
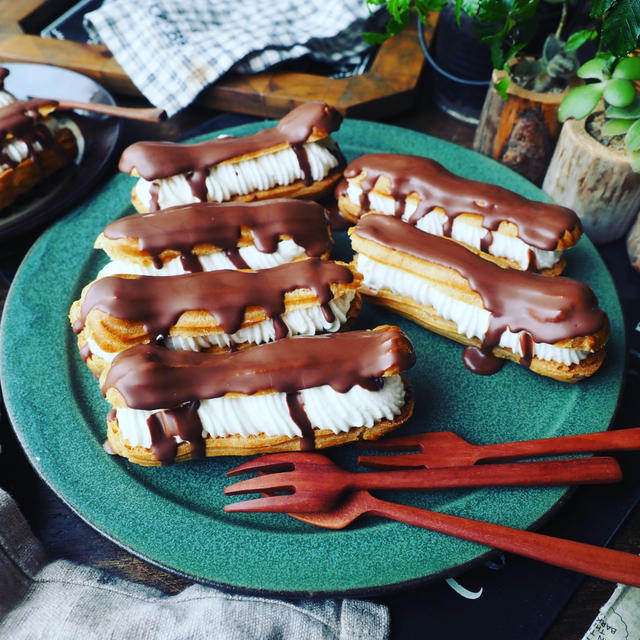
[{"xmin": 0, "ymin": 120, "xmax": 625, "ymax": 595}]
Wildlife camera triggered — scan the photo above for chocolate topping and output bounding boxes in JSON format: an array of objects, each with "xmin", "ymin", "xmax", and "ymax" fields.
[
  {"xmin": 353, "ymin": 215, "xmax": 605, "ymax": 371},
  {"xmin": 103, "ymin": 199, "xmax": 333, "ymax": 267},
  {"xmin": 147, "ymin": 400, "xmax": 204, "ymax": 463},
  {"xmin": 337, "ymin": 153, "xmax": 580, "ymax": 252},
  {"xmin": 76, "ymin": 258, "xmax": 354, "ymax": 339},
  {"xmin": 0, "ymin": 99, "xmax": 70, "ymax": 174},
  {"xmin": 102, "ymin": 326, "xmax": 415, "ymax": 410},
  {"xmin": 118, "ymin": 101, "xmax": 343, "ymax": 180}
]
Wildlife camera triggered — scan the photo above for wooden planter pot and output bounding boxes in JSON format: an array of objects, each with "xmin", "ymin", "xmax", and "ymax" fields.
[
  {"xmin": 472, "ymin": 68, "xmax": 575, "ymax": 185},
  {"xmin": 542, "ymin": 116, "xmax": 640, "ymax": 244}
]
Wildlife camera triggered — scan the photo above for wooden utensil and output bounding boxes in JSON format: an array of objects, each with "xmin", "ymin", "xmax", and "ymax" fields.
[
  {"xmin": 288, "ymin": 490, "xmax": 640, "ymax": 587},
  {"xmin": 357, "ymin": 427, "xmax": 640, "ymax": 469},
  {"xmin": 224, "ymin": 452, "xmax": 621, "ymax": 513},
  {"xmin": 44, "ymin": 98, "xmax": 166, "ymax": 122}
]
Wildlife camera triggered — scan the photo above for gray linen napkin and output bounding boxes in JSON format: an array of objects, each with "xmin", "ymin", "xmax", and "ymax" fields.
[
  {"xmin": 84, "ymin": 0, "xmax": 378, "ymax": 116},
  {"xmin": 0, "ymin": 487, "xmax": 389, "ymax": 639}
]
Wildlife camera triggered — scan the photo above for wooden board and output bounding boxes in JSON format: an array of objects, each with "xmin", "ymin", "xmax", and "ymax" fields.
[{"xmin": 0, "ymin": 0, "xmax": 428, "ymax": 117}]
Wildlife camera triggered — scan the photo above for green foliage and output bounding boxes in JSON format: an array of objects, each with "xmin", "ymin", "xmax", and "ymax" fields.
[{"xmin": 560, "ymin": 55, "xmax": 640, "ymax": 170}]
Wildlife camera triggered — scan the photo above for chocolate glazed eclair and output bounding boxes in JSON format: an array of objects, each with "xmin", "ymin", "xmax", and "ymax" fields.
[
  {"xmin": 70, "ymin": 258, "xmax": 363, "ymax": 377},
  {"xmin": 0, "ymin": 90, "xmax": 80, "ymax": 211},
  {"xmin": 336, "ymin": 153, "xmax": 581, "ymax": 275},
  {"xmin": 94, "ymin": 199, "xmax": 334, "ymax": 277},
  {"xmin": 101, "ymin": 326, "xmax": 416, "ymax": 465},
  {"xmin": 119, "ymin": 101, "xmax": 346, "ymax": 213},
  {"xmin": 350, "ymin": 214, "xmax": 608, "ymax": 382}
]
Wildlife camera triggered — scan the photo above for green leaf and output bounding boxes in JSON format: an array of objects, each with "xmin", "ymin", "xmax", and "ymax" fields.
[
  {"xmin": 625, "ymin": 119, "xmax": 640, "ymax": 151},
  {"xmin": 590, "ymin": 0, "xmax": 616, "ymax": 19},
  {"xmin": 606, "ymin": 96, "xmax": 640, "ymax": 119},
  {"xmin": 613, "ymin": 57, "xmax": 640, "ymax": 81},
  {"xmin": 558, "ymin": 83, "xmax": 605, "ymax": 122},
  {"xmin": 630, "ymin": 149, "xmax": 640, "ymax": 172},
  {"xmin": 362, "ymin": 31, "xmax": 389, "ymax": 44},
  {"xmin": 603, "ymin": 78, "xmax": 637, "ymax": 107},
  {"xmin": 495, "ymin": 77, "xmax": 510, "ymax": 100},
  {"xmin": 602, "ymin": 118, "xmax": 633, "ymax": 136},
  {"xmin": 386, "ymin": 0, "xmax": 411, "ymax": 24},
  {"xmin": 578, "ymin": 57, "xmax": 610, "ymax": 80},
  {"xmin": 565, "ymin": 29, "xmax": 598, "ymax": 52},
  {"xmin": 600, "ymin": 0, "xmax": 640, "ymax": 58}
]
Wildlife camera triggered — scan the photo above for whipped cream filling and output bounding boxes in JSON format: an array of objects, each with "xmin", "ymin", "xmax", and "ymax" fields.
[
  {"xmin": 0, "ymin": 115, "xmax": 84, "ymax": 173},
  {"xmin": 346, "ymin": 184, "xmax": 561, "ymax": 271},
  {"xmin": 114, "ymin": 375, "xmax": 406, "ymax": 448},
  {"xmin": 356, "ymin": 254, "xmax": 589, "ymax": 365},
  {"xmin": 97, "ymin": 238, "xmax": 308, "ymax": 277},
  {"xmin": 87, "ymin": 290, "xmax": 356, "ymax": 362},
  {"xmin": 134, "ymin": 140, "xmax": 339, "ymax": 210},
  {"xmin": 0, "ymin": 90, "xmax": 16, "ymax": 107}
]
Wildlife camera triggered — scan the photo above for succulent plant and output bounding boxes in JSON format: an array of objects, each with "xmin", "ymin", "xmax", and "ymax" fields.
[
  {"xmin": 559, "ymin": 54, "xmax": 640, "ymax": 170},
  {"xmin": 510, "ymin": 34, "xmax": 580, "ymax": 92}
]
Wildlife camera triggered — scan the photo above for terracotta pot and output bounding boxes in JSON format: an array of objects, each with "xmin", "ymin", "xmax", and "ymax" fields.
[
  {"xmin": 542, "ymin": 116, "xmax": 640, "ymax": 244},
  {"xmin": 473, "ymin": 67, "xmax": 578, "ymax": 185}
]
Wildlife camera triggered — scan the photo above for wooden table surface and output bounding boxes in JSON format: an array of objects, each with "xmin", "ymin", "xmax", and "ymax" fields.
[{"xmin": 0, "ymin": 75, "xmax": 639, "ymax": 640}]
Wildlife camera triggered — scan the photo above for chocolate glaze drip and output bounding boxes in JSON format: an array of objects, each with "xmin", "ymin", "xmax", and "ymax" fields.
[
  {"xmin": 291, "ymin": 144, "xmax": 312, "ymax": 185},
  {"xmin": 146, "ymin": 400, "xmax": 205, "ymax": 464},
  {"xmin": 103, "ymin": 199, "xmax": 333, "ymax": 269},
  {"xmin": 224, "ymin": 249, "xmax": 250, "ymax": 270},
  {"xmin": 286, "ymin": 392, "xmax": 315, "ymax": 450},
  {"xmin": 354, "ymin": 215, "xmax": 605, "ymax": 373},
  {"xmin": 103, "ymin": 326, "xmax": 415, "ymax": 410},
  {"xmin": 0, "ymin": 67, "xmax": 8, "ymax": 86},
  {"xmin": 179, "ymin": 252, "xmax": 203, "ymax": 272},
  {"xmin": 75, "ymin": 258, "xmax": 354, "ymax": 340},
  {"xmin": 119, "ymin": 102, "xmax": 343, "ymax": 180},
  {"xmin": 337, "ymin": 153, "xmax": 580, "ymax": 252}
]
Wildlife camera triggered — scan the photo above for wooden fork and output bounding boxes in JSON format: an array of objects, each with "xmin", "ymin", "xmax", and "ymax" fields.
[
  {"xmin": 357, "ymin": 427, "xmax": 640, "ymax": 469},
  {"xmin": 224, "ymin": 452, "xmax": 621, "ymax": 513},
  {"xmin": 287, "ymin": 490, "xmax": 640, "ymax": 588}
]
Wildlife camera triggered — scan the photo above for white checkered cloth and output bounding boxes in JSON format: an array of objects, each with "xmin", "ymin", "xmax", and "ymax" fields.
[{"xmin": 85, "ymin": 0, "xmax": 378, "ymax": 116}]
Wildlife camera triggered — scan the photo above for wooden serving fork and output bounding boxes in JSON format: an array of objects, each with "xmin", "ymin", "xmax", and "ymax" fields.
[
  {"xmin": 223, "ymin": 453, "xmax": 640, "ymax": 587},
  {"xmin": 224, "ymin": 452, "xmax": 621, "ymax": 513},
  {"xmin": 357, "ymin": 427, "xmax": 640, "ymax": 469}
]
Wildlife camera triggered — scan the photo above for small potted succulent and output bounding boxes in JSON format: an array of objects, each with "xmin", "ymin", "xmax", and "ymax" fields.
[
  {"xmin": 471, "ymin": 0, "xmax": 592, "ymax": 185},
  {"xmin": 542, "ymin": 4, "xmax": 640, "ymax": 245},
  {"xmin": 366, "ymin": 0, "xmax": 587, "ymax": 183}
]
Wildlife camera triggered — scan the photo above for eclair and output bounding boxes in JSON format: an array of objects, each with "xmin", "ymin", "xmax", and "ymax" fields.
[
  {"xmin": 70, "ymin": 258, "xmax": 362, "ymax": 376},
  {"xmin": 95, "ymin": 199, "xmax": 333, "ymax": 277},
  {"xmin": 0, "ymin": 79, "xmax": 82, "ymax": 211},
  {"xmin": 350, "ymin": 214, "xmax": 609, "ymax": 382},
  {"xmin": 336, "ymin": 153, "xmax": 581, "ymax": 275},
  {"xmin": 119, "ymin": 101, "xmax": 345, "ymax": 213},
  {"xmin": 101, "ymin": 326, "xmax": 416, "ymax": 465}
]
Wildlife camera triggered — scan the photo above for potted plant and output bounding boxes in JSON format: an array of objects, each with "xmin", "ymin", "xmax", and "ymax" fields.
[
  {"xmin": 364, "ymin": 0, "xmax": 568, "ymax": 122},
  {"xmin": 470, "ymin": 0, "xmax": 594, "ymax": 185},
  {"xmin": 542, "ymin": 4, "xmax": 640, "ymax": 245},
  {"xmin": 366, "ymin": 1, "xmax": 587, "ymax": 183}
]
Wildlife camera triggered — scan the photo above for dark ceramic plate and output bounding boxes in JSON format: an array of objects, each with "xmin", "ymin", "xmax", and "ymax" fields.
[
  {"xmin": 0, "ymin": 119, "xmax": 625, "ymax": 595},
  {"xmin": 0, "ymin": 62, "xmax": 121, "ymax": 239}
]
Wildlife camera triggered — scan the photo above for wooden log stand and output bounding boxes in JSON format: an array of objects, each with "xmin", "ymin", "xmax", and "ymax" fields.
[
  {"xmin": 473, "ymin": 67, "xmax": 576, "ymax": 186},
  {"xmin": 542, "ymin": 115, "xmax": 640, "ymax": 244}
]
